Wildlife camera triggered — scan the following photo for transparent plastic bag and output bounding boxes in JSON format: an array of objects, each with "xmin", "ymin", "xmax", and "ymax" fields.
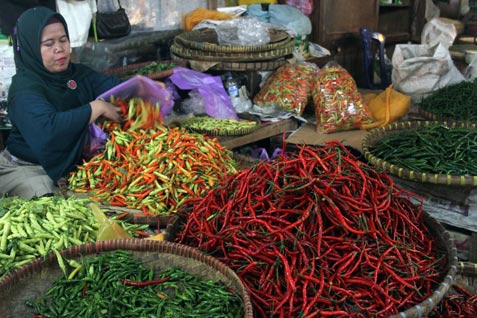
[
  {"xmin": 96, "ymin": 75, "xmax": 174, "ymax": 117},
  {"xmin": 169, "ymin": 67, "xmax": 238, "ymax": 119},
  {"xmin": 253, "ymin": 62, "xmax": 319, "ymax": 116},
  {"xmin": 312, "ymin": 63, "xmax": 373, "ymax": 133},
  {"xmin": 82, "ymin": 123, "xmax": 108, "ymax": 160},
  {"xmin": 90, "ymin": 203, "xmax": 133, "ymax": 241},
  {"xmin": 216, "ymin": 16, "xmax": 270, "ymax": 46}
]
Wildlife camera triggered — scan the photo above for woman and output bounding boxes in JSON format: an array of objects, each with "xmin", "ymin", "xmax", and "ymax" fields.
[{"xmin": 0, "ymin": 6, "xmax": 123, "ymax": 199}]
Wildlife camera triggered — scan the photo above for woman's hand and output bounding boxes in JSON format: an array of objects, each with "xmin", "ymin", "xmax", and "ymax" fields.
[{"xmin": 89, "ymin": 100, "xmax": 122, "ymax": 124}]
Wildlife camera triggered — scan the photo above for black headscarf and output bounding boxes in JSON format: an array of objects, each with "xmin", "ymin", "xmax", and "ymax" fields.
[
  {"xmin": 6, "ymin": 6, "xmax": 99, "ymax": 182},
  {"xmin": 8, "ymin": 6, "xmax": 94, "ymax": 109}
]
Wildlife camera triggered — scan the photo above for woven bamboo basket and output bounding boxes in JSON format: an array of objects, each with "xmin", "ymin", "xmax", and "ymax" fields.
[
  {"xmin": 171, "ymin": 39, "xmax": 295, "ymax": 62},
  {"xmin": 388, "ymin": 211, "xmax": 459, "ymax": 318},
  {"xmin": 174, "ymin": 28, "xmax": 291, "ymax": 53},
  {"xmin": 362, "ymin": 120, "xmax": 477, "ymax": 186},
  {"xmin": 101, "ymin": 60, "xmax": 185, "ymax": 80},
  {"xmin": 171, "ymin": 53, "xmax": 290, "ymax": 71},
  {"xmin": 166, "ymin": 209, "xmax": 458, "ymax": 318},
  {"xmin": 0, "ymin": 240, "xmax": 253, "ymax": 318}
]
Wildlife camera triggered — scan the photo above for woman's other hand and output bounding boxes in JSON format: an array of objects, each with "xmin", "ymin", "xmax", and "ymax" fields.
[{"xmin": 89, "ymin": 100, "xmax": 122, "ymax": 123}]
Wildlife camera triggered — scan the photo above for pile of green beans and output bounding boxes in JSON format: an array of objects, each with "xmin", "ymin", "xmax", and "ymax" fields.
[
  {"xmin": 418, "ymin": 79, "xmax": 477, "ymax": 122},
  {"xmin": 369, "ymin": 125, "xmax": 477, "ymax": 175},
  {"xmin": 27, "ymin": 250, "xmax": 244, "ymax": 318},
  {"xmin": 0, "ymin": 196, "xmax": 99, "ymax": 279}
]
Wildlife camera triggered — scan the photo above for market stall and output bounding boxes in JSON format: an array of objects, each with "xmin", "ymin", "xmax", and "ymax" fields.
[{"xmin": 1, "ymin": 1, "xmax": 477, "ymax": 317}]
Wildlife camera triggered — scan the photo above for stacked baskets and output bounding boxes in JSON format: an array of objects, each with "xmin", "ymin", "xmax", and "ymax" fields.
[{"xmin": 171, "ymin": 28, "xmax": 295, "ymax": 71}]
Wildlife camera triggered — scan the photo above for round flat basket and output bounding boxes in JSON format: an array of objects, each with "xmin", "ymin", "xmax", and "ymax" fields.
[
  {"xmin": 174, "ymin": 28, "xmax": 291, "ymax": 53},
  {"xmin": 171, "ymin": 53, "xmax": 290, "ymax": 71},
  {"xmin": 181, "ymin": 114, "xmax": 260, "ymax": 137},
  {"xmin": 0, "ymin": 240, "xmax": 253, "ymax": 318},
  {"xmin": 171, "ymin": 39, "xmax": 294, "ymax": 62},
  {"xmin": 362, "ymin": 120, "xmax": 477, "ymax": 186}
]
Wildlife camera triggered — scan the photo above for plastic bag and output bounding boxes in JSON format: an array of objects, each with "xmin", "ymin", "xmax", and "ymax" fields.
[
  {"xmin": 421, "ymin": 17, "xmax": 457, "ymax": 49},
  {"xmin": 82, "ymin": 123, "xmax": 108, "ymax": 160},
  {"xmin": 361, "ymin": 84, "xmax": 411, "ymax": 130},
  {"xmin": 216, "ymin": 16, "xmax": 270, "ymax": 46},
  {"xmin": 253, "ymin": 62, "xmax": 319, "ymax": 116},
  {"xmin": 169, "ymin": 67, "xmax": 238, "ymax": 120},
  {"xmin": 391, "ymin": 43, "xmax": 465, "ymax": 96},
  {"xmin": 312, "ymin": 63, "xmax": 373, "ymax": 133},
  {"xmin": 96, "ymin": 75, "xmax": 174, "ymax": 117},
  {"xmin": 269, "ymin": 4, "xmax": 312, "ymax": 36},
  {"xmin": 90, "ymin": 203, "xmax": 133, "ymax": 241}
]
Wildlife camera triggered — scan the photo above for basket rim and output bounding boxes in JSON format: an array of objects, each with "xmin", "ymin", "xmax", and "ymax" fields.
[
  {"xmin": 174, "ymin": 28, "xmax": 291, "ymax": 53},
  {"xmin": 0, "ymin": 239, "xmax": 254, "ymax": 318},
  {"xmin": 362, "ymin": 120, "xmax": 477, "ymax": 186},
  {"xmin": 389, "ymin": 210, "xmax": 459, "ymax": 318},
  {"xmin": 171, "ymin": 39, "xmax": 295, "ymax": 62},
  {"xmin": 417, "ymin": 106, "xmax": 477, "ymax": 123},
  {"xmin": 171, "ymin": 53, "xmax": 290, "ymax": 71}
]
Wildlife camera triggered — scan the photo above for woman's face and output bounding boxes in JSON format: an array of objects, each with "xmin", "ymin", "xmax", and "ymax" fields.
[{"xmin": 40, "ymin": 22, "xmax": 70, "ymax": 73}]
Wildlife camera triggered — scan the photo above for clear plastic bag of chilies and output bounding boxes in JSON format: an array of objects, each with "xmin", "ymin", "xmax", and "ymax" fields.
[
  {"xmin": 312, "ymin": 63, "xmax": 373, "ymax": 133},
  {"xmin": 253, "ymin": 62, "xmax": 319, "ymax": 116}
]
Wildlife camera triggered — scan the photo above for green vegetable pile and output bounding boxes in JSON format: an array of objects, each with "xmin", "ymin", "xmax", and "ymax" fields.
[
  {"xmin": 122, "ymin": 62, "xmax": 177, "ymax": 77},
  {"xmin": 418, "ymin": 79, "xmax": 477, "ymax": 122},
  {"xmin": 0, "ymin": 196, "xmax": 99, "ymax": 279},
  {"xmin": 27, "ymin": 250, "xmax": 244, "ymax": 318},
  {"xmin": 368, "ymin": 124, "xmax": 477, "ymax": 175}
]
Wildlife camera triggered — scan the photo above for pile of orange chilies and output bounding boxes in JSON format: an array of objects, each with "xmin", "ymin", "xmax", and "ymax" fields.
[{"xmin": 69, "ymin": 97, "xmax": 237, "ymax": 215}]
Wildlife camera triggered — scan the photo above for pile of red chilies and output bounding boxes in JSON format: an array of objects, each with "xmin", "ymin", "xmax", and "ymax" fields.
[{"xmin": 174, "ymin": 141, "xmax": 448, "ymax": 318}]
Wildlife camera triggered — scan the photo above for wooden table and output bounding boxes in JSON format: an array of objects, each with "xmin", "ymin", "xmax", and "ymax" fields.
[{"xmin": 218, "ymin": 118, "xmax": 299, "ymax": 150}]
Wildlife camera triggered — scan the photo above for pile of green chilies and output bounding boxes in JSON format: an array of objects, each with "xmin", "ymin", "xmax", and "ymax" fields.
[
  {"xmin": 174, "ymin": 141, "xmax": 448, "ymax": 318},
  {"xmin": 369, "ymin": 125, "xmax": 477, "ymax": 175},
  {"xmin": 27, "ymin": 250, "xmax": 244, "ymax": 318},
  {"xmin": 418, "ymin": 79, "xmax": 477, "ymax": 122}
]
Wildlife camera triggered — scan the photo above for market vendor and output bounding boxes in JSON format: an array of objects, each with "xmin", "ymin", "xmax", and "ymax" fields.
[{"xmin": 0, "ymin": 7, "xmax": 123, "ymax": 199}]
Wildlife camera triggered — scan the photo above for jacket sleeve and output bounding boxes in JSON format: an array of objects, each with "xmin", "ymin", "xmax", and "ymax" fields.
[{"xmin": 7, "ymin": 93, "xmax": 91, "ymax": 181}]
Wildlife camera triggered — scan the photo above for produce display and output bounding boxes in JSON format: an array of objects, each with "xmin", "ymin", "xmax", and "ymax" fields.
[
  {"xmin": 253, "ymin": 63, "xmax": 319, "ymax": 116},
  {"xmin": 26, "ymin": 250, "xmax": 244, "ymax": 318},
  {"xmin": 181, "ymin": 116, "xmax": 259, "ymax": 136},
  {"xmin": 119, "ymin": 61, "xmax": 177, "ymax": 78},
  {"xmin": 0, "ymin": 196, "xmax": 98, "ymax": 279},
  {"xmin": 173, "ymin": 142, "xmax": 450, "ymax": 317},
  {"xmin": 418, "ymin": 79, "xmax": 477, "ymax": 122},
  {"xmin": 69, "ymin": 97, "xmax": 237, "ymax": 215},
  {"xmin": 367, "ymin": 124, "xmax": 477, "ymax": 176},
  {"xmin": 312, "ymin": 65, "xmax": 373, "ymax": 133}
]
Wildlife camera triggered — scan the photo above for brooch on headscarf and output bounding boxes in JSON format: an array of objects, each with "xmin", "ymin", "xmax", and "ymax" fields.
[{"xmin": 67, "ymin": 80, "xmax": 77, "ymax": 90}]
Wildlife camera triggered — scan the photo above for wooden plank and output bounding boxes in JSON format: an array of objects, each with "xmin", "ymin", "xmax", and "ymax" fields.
[{"xmin": 218, "ymin": 118, "xmax": 298, "ymax": 149}]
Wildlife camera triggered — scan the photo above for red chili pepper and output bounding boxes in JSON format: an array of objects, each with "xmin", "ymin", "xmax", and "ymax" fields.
[{"xmin": 120, "ymin": 276, "xmax": 170, "ymax": 287}]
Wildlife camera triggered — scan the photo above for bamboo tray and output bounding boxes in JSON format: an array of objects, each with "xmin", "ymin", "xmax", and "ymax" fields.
[
  {"xmin": 174, "ymin": 28, "xmax": 291, "ymax": 53},
  {"xmin": 0, "ymin": 240, "xmax": 253, "ymax": 318},
  {"xmin": 171, "ymin": 53, "xmax": 290, "ymax": 71},
  {"xmin": 171, "ymin": 39, "xmax": 295, "ymax": 62},
  {"xmin": 362, "ymin": 120, "xmax": 477, "ymax": 186}
]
